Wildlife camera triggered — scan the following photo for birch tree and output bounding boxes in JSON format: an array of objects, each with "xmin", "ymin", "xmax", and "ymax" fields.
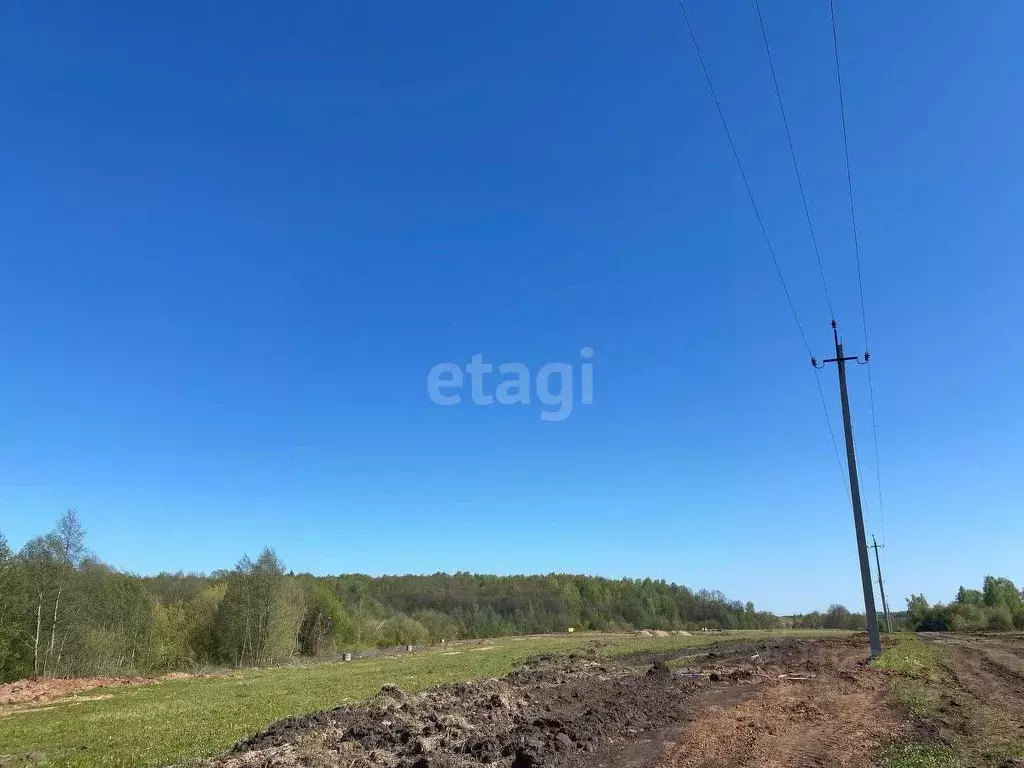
[
  {"xmin": 214, "ymin": 548, "xmax": 297, "ymax": 667},
  {"xmin": 19, "ymin": 510, "xmax": 87, "ymax": 676},
  {"xmin": 20, "ymin": 534, "xmax": 61, "ymax": 676}
]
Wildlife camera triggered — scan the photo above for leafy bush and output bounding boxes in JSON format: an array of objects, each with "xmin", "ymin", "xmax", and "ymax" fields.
[
  {"xmin": 373, "ymin": 615, "xmax": 430, "ymax": 647},
  {"xmin": 907, "ymin": 576, "xmax": 1024, "ymax": 632},
  {"xmin": 986, "ymin": 605, "xmax": 1014, "ymax": 631}
]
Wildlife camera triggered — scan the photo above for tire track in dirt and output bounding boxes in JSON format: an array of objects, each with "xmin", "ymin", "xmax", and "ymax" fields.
[{"xmin": 921, "ymin": 633, "xmax": 1024, "ymax": 765}]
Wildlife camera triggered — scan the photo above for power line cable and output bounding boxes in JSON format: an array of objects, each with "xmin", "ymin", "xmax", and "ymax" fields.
[
  {"xmin": 751, "ymin": 0, "xmax": 847, "ymax": 491},
  {"xmin": 674, "ymin": 0, "xmax": 811, "ymax": 357},
  {"xmin": 753, "ymin": 0, "xmax": 835, "ymax": 321},
  {"xmin": 829, "ymin": 0, "xmax": 887, "ymax": 547},
  {"xmin": 829, "ymin": 0, "xmax": 867, "ymax": 343},
  {"xmin": 865, "ymin": 367, "xmax": 886, "ymax": 545},
  {"xmin": 675, "ymin": 0, "xmax": 848, "ymax": 492},
  {"xmin": 815, "ymin": 370, "xmax": 849, "ymax": 491}
]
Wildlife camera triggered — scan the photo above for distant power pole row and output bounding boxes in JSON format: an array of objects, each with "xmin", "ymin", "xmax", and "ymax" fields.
[{"xmin": 870, "ymin": 535, "xmax": 893, "ymax": 633}]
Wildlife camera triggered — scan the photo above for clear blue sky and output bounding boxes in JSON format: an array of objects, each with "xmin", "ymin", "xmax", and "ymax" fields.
[{"xmin": 2, "ymin": 1, "xmax": 1021, "ymax": 614}]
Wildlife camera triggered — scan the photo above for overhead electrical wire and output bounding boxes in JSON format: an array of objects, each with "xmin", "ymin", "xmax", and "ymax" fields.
[
  {"xmin": 829, "ymin": 0, "xmax": 888, "ymax": 546},
  {"xmin": 674, "ymin": 0, "xmax": 847, "ymax": 487},
  {"xmin": 814, "ymin": 372, "xmax": 848, "ymax": 489},
  {"xmin": 674, "ymin": 0, "xmax": 812, "ymax": 357},
  {"xmin": 751, "ymin": 0, "xmax": 846, "ymax": 487},
  {"xmin": 829, "ymin": 0, "xmax": 867, "ymax": 340},
  {"xmin": 753, "ymin": 0, "xmax": 835, "ymax": 322}
]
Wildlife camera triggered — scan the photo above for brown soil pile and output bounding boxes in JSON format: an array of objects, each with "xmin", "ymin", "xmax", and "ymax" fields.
[
  {"xmin": 199, "ymin": 638, "xmax": 849, "ymax": 768},
  {"xmin": 200, "ymin": 655, "xmax": 712, "ymax": 768}
]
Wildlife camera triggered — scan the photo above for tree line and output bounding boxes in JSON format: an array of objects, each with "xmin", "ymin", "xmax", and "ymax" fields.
[
  {"xmin": 788, "ymin": 604, "xmax": 868, "ymax": 631},
  {"xmin": 0, "ymin": 511, "xmax": 864, "ymax": 682},
  {"xmin": 905, "ymin": 576, "xmax": 1024, "ymax": 632}
]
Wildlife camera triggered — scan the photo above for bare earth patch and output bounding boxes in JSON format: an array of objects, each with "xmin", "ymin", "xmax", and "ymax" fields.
[
  {"xmin": 0, "ymin": 672, "xmax": 222, "ymax": 716},
  {"xmin": 657, "ymin": 637, "xmax": 904, "ymax": 768},
  {"xmin": 0, "ymin": 676, "xmax": 156, "ymax": 706},
  {"xmin": 922, "ymin": 633, "xmax": 1024, "ymax": 766}
]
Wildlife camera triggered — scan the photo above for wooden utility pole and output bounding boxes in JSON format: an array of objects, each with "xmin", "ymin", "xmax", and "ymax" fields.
[
  {"xmin": 871, "ymin": 536, "xmax": 893, "ymax": 633},
  {"xmin": 814, "ymin": 320, "xmax": 882, "ymax": 659}
]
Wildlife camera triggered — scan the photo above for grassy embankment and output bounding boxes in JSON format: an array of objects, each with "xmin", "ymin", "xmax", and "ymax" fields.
[{"xmin": 0, "ymin": 630, "xmax": 842, "ymax": 768}]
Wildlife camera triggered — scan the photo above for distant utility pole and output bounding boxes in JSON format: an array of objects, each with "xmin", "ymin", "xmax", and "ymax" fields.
[
  {"xmin": 814, "ymin": 320, "xmax": 882, "ymax": 659},
  {"xmin": 871, "ymin": 535, "xmax": 893, "ymax": 634}
]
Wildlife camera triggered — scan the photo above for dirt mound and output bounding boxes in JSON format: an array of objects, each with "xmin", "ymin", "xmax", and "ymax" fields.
[
  {"xmin": 618, "ymin": 636, "xmax": 810, "ymax": 670},
  {"xmin": 194, "ymin": 636, "xmax": 896, "ymax": 768},
  {"xmin": 203, "ymin": 656, "xmax": 709, "ymax": 768},
  {"xmin": 646, "ymin": 660, "xmax": 672, "ymax": 680}
]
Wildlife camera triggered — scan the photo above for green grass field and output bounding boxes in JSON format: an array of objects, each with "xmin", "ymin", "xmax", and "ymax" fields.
[{"xmin": 0, "ymin": 630, "xmax": 842, "ymax": 768}]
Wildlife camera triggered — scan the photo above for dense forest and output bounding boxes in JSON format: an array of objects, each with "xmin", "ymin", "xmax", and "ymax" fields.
[
  {"xmin": 1, "ymin": 511, "xmax": 862, "ymax": 682},
  {"xmin": 905, "ymin": 576, "xmax": 1024, "ymax": 632}
]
